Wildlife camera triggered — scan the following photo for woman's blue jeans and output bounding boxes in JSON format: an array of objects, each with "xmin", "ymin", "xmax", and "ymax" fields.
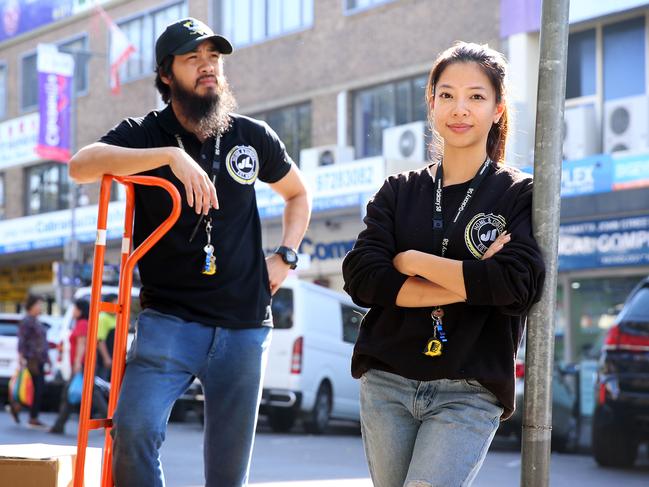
[
  {"xmin": 110, "ymin": 308, "xmax": 272, "ymax": 487},
  {"xmin": 360, "ymin": 368, "xmax": 504, "ymax": 487}
]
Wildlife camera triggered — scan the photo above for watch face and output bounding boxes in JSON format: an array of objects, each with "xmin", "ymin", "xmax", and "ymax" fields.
[{"xmin": 285, "ymin": 249, "xmax": 298, "ymax": 264}]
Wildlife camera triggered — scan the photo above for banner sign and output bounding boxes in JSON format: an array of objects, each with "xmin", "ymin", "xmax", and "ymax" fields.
[
  {"xmin": 522, "ymin": 151, "xmax": 649, "ymax": 198},
  {"xmin": 560, "ymin": 154, "xmax": 614, "ymax": 197},
  {"xmin": 36, "ymin": 44, "xmax": 74, "ymax": 163},
  {"xmin": 0, "ymin": 113, "xmax": 39, "ymax": 169},
  {"xmin": 256, "ymin": 157, "xmax": 385, "ymax": 218},
  {"xmin": 559, "ymin": 215, "xmax": 649, "ymax": 270},
  {"xmin": 500, "ymin": 0, "xmax": 649, "ymax": 37},
  {"xmin": 613, "ymin": 153, "xmax": 649, "ymax": 190},
  {"xmin": 0, "ymin": 0, "xmax": 111, "ymax": 43},
  {"xmin": 0, "ymin": 201, "xmax": 125, "ymax": 255}
]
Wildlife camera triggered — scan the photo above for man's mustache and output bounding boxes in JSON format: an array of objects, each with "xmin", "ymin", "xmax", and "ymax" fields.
[{"xmin": 196, "ymin": 75, "xmax": 217, "ymax": 87}]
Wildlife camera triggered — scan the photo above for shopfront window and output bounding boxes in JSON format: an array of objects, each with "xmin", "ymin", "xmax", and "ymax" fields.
[
  {"xmin": 603, "ymin": 17, "xmax": 645, "ymax": 101},
  {"xmin": 568, "ymin": 275, "xmax": 642, "ymax": 360},
  {"xmin": 24, "ymin": 163, "xmax": 70, "ymax": 215},
  {"xmin": 21, "ymin": 52, "xmax": 38, "ymax": 111},
  {"xmin": 214, "ymin": 0, "xmax": 314, "ymax": 47},
  {"xmin": 566, "ymin": 29, "xmax": 596, "ymax": 100},
  {"xmin": 253, "ymin": 103, "xmax": 311, "ymax": 166},
  {"xmin": 353, "ymin": 74, "xmax": 428, "ymax": 158},
  {"xmin": 58, "ymin": 35, "xmax": 90, "ymax": 95},
  {"xmin": 116, "ymin": 2, "xmax": 187, "ymax": 83}
]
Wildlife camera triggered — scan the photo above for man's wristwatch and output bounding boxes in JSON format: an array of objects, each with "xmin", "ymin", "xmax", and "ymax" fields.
[{"xmin": 274, "ymin": 246, "xmax": 298, "ymax": 269}]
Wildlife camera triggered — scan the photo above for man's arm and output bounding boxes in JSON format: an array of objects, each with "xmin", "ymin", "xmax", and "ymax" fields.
[
  {"xmin": 69, "ymin": 142, "xmax": 218, "ymax": 215},
  {"xmin": 266, "ymin": 166, "xmax": 312, "ymax": 294}
]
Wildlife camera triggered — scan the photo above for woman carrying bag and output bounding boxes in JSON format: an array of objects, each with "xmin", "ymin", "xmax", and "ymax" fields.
[{"xmin": 11, "ymin": 294, "xmax": 50, "ymax": 429}]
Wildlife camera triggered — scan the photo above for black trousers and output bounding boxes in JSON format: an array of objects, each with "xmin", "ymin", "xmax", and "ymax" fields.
[
  {"xmin": 27, "ymin": 361, "xmax": 45, "ymax": 420},
  {"xmin": 52, "ymin": 373, "xmax": 108, "ymax": 432}
]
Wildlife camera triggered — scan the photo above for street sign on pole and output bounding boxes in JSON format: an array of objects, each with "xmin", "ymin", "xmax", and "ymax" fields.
[{"xmin": 522, "ymin": 1, "xmax": 570, "ymax": 486}]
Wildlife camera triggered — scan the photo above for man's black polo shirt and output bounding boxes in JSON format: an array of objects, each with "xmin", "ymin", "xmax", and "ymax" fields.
[{"xmin": 99, "ymin": 104, "xmax": 292, "ymax": 328}]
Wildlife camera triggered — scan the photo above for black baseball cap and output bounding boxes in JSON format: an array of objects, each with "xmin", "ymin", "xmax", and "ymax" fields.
[{"xmin": 155, "ymin": 17, "xmax": 233, "ymax": 66}]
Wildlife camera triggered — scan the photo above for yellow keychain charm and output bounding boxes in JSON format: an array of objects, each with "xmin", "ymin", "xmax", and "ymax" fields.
[{"xmin": 424, "ymin": 338, "xmax": 443, "ymax": 357}]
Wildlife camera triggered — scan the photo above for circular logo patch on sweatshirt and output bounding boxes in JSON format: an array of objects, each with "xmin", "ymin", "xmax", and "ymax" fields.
[
  {"xmin": 226, "ymin": 145, "xmax": 259, "ymax": 185},
  {"xmin": 464, "ymin": 213, "xmax": 506, "ymax": 259}
]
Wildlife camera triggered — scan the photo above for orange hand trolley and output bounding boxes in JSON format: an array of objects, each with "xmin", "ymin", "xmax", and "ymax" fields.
[{"xmin": 74, "ymin": 174, "xmax": 181, "ymax": 487}]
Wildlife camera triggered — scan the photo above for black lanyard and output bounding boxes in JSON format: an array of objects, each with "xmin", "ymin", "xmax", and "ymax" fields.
[
  {"xmin": 432, "ymin": 158, "xmax": 491, "ymax": 257},
  {"xmin": 185, "ymin": 134, "xmax": 221, "ymax": 243}
]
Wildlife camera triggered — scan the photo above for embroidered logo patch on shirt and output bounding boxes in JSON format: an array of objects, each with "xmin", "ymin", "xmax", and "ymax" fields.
[
  {"xmin": 225, "ymin": 145, "xmax": 259, "ymax": 185},
  {"xmin": 464, "ymin": 213, "xmax": 507, "ymax": 259}
]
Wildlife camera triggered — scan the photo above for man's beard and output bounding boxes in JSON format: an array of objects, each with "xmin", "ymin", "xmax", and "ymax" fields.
[{"xmin": 170, "ymin": 76, "xmax": 237, "ymax": 138}]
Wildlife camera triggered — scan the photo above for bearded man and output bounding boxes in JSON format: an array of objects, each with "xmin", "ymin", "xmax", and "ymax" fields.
[{"xmin": 69, "ymin": 17, "xmax": 311, "ymax": 487}]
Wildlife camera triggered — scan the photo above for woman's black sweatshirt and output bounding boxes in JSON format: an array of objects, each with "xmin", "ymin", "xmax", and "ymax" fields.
[{"xmin": 342, "ymin": 163, "xmax": 545, "ymax": 419}]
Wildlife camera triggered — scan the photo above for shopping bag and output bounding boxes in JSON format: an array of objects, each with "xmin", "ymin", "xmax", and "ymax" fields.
[
  {"xmin": 8, "ymin": 367, "xmax": 34, "ymax": 407},
  {"xmin": 67, "ymin": 372, "xmax": 84, "ymax": 405}
]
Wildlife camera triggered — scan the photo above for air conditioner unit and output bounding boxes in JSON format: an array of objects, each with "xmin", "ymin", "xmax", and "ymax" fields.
[
  {"xmin": 382, "ymin": 121, "xmax": 426, "ymax": 162},
  {"xmin": 299, "ymin": 145, "xmax": 354, "ymax": 172},
  {"xmin": 603, "ymin": 95, "xmax": 649, "ymax": 153},
  {"xmin": 563, "ymin": 104, "xmax": 599, "ymax": 161}
]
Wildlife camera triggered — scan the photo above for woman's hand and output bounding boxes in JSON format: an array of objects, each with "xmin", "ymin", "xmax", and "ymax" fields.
[
  {"xmin": 393, "ymin": 250, "xmax": 419, "ymax": 276},
  {"xmin": 482, "ymin": 231, "xmax": 511, "ymax": 260}
]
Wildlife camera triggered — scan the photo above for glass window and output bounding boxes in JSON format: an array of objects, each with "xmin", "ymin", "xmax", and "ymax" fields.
[
  {"xmin": 214, "ymin": 0, "xmax": 313, "ymax": 47},
  {"xmin": 24, "ymin": 163, "xmax": 70, "ymax": 215},
  {"xmin": 603, "ymin": 17, "xmax": 645, "ymax": 101},
  {"xmin": 353, "ymin": 74, "xmax": 428, "ymax": 157},
  {"xmin": 0, "ymin": 64, "xmax": 6, "ymax": 119},
  {"xmin": 271, "ymin": 288, "xmax": 294, "ymax": 329},
  {"xmin": 58, "ymin": 36, "xmax": 89, "ymax": 95},
  {"xmin": 254, "ymin": 103, "xmax": 311, "ymax": 166},
  {"xmin": 21, "ymin": 53, "xmax": 38, "ymax": 111},
  {"xmin": 116, "ymin": 2, "xmax": 188, "ymax": 82},
  {"xmin": 566, "ymin": 29, "xmax": 596, "ymax": 99},
  {"xmin": 341, "ymin": 304, "xmax": 364, "ymax": 344},
  {"xmin": 0, "ymin": 173, "xmax": 4, "ymax": 219},
  {"xmin": 569, "ymin": 276, "xmax": 642, "ymax": 360},
  {"xmin": 618, "ymin": 286, "xmax": 649, "ymax": 324},
  {"xmin": 345, "ymin": 0, "xmax": 394, "ymax": 13}
]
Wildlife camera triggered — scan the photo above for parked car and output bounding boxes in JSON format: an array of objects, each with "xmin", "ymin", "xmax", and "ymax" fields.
[
  {"xmin": 496, "ymin": 335, "xmax": 580, "ymax": 453},
  {"xmin": 261, "ymin": 278, "xmax": 365, "ymax": 434},
  {"xmin": 592, "ymin": 276, "xmax": 649, "ymax": 468},
  {"xmin": 0, "ymin": 312, "xmax": 63, "ymax": 407}
]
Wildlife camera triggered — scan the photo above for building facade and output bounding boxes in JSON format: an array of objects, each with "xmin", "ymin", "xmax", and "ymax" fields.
[
  {"xmin": 0, "ymin": 0, "xmax": 501, "ymax": 314},
  {"xmin": 1, "ymin": 0, "xmax": 648, "ymax": 381}
]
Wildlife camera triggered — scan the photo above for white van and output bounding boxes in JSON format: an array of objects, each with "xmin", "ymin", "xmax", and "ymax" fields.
[{"xmin": 262, "ymin": 278, "xmax": 366, "ymax": 434}]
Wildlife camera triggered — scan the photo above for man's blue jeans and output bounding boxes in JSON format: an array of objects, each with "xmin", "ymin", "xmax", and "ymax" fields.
[{"xmin": 111, "ymin": 308, "xmax": 272, "ymax": 487}]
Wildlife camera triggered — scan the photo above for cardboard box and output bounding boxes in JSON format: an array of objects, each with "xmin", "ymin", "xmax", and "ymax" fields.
[{"xmin": 0, "ymin": 443, "xmax": 101, "ymax": 487}]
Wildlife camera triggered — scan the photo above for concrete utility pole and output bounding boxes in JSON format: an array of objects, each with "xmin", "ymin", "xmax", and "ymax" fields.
[{"xmin": 521, "ymin": 0, "xmax": 570, "ymax": 486}]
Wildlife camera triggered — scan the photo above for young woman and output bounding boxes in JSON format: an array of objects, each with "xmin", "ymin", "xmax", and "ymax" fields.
[
  {"xmin": 342, "ymin": 42, "xmax": 545, "ymax": 487},
  {"xmin": 14, "ymin": 294, "xmax": 50, "ymax": 429}
]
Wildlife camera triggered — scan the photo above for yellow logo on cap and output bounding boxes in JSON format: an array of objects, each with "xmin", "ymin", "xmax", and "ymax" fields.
[{"xmin": 182, "ymin": 20, "xmax": 210, "ymax": 37}]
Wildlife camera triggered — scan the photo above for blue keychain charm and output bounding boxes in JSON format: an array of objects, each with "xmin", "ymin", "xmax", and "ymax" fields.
[{"xmin": 202, "ymin": 220, "xmax": 216, "ymax": 275}]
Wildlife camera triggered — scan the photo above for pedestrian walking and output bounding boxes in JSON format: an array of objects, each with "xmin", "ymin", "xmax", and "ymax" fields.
[{"xmin": 12, "ymin": 294, "xmax": 50, "ymax": 429}]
